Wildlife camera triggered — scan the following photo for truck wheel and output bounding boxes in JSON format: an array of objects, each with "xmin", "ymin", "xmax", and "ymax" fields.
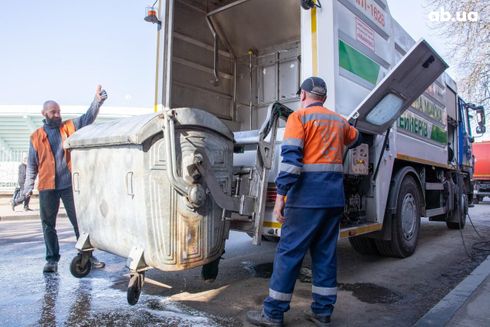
[
  {"xmin": 447, "ymin": 193, "xmax": 467, "ymax": 230},
  {"xmin": 376, "ymin": 175, "xmax": 421, "ymax": 258},
  {"xmin": 473, "ymin": 196, "xmax": 479, "ymax": 204},
  {"xmin": 349, "ymin": 236, "xmax": 379, "ymax": 255}
]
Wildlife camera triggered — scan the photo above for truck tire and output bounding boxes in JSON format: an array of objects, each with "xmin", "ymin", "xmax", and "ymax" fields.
[
  {"xmin": 349, "ymin": 236, "xmax": 379, "ymax": 255},
  {"xmin": 473, "ymin": 196, "xmax": 479, "ymax": 204},
  {"xmin": 375, "ymin": 175, "xmax": 421, "ymax": 258},
  {"xmin": 446, "ymin": 193, "xmax": 467, "ymax": 230}
]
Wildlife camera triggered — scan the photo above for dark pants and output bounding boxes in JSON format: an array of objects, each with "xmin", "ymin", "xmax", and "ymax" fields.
[
  {"xmin": 263, "ymin": 207, "xmax": 343, "ymax": 322},
  {"xmin": 39, "ymin": 188, "xmax": 80, "ymax": 262},
  {"xmin": 12, "ymin": 186, "xmax": 31, "ymax": 208}
]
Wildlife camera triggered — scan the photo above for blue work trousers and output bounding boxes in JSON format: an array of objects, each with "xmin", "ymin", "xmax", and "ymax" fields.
[
  {"xmin": 264, "ymin": 207, "xmax": 342, "ymax": 321},
  {"xmin": 39, "ymin": 188, "xmax": 80, "ymax": 262}
]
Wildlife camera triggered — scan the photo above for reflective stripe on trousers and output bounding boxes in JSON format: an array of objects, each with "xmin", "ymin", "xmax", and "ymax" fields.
[{"xmin": 263, "ymin": 207, "xmax": 342, "ymax": 321}]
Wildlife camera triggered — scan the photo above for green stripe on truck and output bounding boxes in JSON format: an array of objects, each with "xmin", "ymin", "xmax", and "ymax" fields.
[{"xmin": 339, "ymin": 40, "xmax": 380, "ymax": 84}]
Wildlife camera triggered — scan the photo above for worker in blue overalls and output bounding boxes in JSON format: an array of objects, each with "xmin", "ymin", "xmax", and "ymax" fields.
[{"xmin": 247, "ymin": 77, "xmax": 360, "ymax": 327}]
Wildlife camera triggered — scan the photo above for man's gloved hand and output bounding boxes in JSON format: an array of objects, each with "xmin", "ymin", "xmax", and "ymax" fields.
[
  {"xmin": 95, "ymin": 84, "xmax": 108, "ymax": 103},
  {"xmin": 24, "ymin": 190, "xmax": 33, "ymax": 198}
]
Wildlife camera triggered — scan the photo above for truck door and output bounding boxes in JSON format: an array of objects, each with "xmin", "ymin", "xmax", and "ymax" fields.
[{"xmin": 348, "ymin": 40, "xmax": 448, "ymax": 134}]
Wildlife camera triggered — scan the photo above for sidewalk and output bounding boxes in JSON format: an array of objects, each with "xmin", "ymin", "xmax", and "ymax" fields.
[
  {"xmin": 0, "ymin": 195, "xmax": 67, "ymax": 221},
  {"xmin": 414, "ymin": 255, "xmax": 490, "ymax": 327}
]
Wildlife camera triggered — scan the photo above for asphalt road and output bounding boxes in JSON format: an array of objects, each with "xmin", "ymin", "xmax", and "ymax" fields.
[{"xmin": 1, "ymin": 203, "xmax": 489, "ymax": 326}]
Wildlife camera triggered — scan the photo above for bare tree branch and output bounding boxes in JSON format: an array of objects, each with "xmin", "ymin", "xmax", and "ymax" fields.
[{"xmin": 425, "ymin": 0, "xmax": 490, "ymax": 110}]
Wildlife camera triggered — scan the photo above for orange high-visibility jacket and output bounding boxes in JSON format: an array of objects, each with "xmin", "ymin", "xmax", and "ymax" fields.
[
  {"xmin": 276, "ymin": 104, "xmax": 359, "ymax": 208},
  {"xmin": 30, "ymin": 120, "xmax": 76, "ymax": 191}
]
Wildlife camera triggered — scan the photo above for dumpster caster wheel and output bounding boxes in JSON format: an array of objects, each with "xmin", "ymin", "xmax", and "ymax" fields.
[
  {"xmin": 127, "ymin": 273, "xmax": 144, "ymax": 305},
  {"xmin": 70, "ymin": 253, "xmax": 91, "ymax": 278}
]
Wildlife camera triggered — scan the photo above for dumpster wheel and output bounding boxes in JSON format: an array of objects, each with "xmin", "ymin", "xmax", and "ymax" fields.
[
  {"xmin": 70, "ymin": 253, "xmax": 92, "ymax": 278},
  {"xmin": 127, "ymin": 272, "xmax": 145, "ymax": 305}
]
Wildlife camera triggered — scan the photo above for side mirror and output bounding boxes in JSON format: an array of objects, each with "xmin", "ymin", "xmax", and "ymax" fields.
[{"xmin": 475, "ymin": 106, "xmax": 486, "ymax": 134}]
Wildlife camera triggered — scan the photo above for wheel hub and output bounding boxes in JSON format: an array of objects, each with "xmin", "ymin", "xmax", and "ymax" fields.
[{"xmin": 401, "ymin": 193, "xmax": 417, "ymax": 240}]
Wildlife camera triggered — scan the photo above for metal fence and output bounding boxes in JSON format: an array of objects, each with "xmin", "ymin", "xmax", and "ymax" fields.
[{"xmin": 0, "ymin": 150, "xmax": 25, "ymax": 163}]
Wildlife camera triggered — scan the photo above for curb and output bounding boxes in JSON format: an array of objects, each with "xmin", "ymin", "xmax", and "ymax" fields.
[
  {"xmin": 0, "ymin": 213, "xmax": 67, "ymax": 221},
  {"xmin": 413, "ymin": 255, "xmax": 490, "ymax": 326}
]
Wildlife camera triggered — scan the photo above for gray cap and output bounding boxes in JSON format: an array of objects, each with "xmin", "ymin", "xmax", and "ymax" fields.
[{"xmin": 297, "ymin": 77, "xmax": 327, "ymax": 97}]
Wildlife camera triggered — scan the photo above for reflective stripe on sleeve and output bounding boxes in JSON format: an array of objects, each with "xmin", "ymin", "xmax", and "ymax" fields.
[
  {"xmin": 302, "ymin": 163, "xmax": 343, "ymax": 173},
  {"xmin": 280, "ymin": 162, "xmax": 302, "ymax": 175},
  {"xmin": 283, "ymin": 137, "xmax": 304, "ymax": 148},
  {"xmin": 312, "ymin": 285, "xmax": 337, "ymax": 296},
  {"xmin": 269, "ymin": 288, "xmax": 293, "ymax": 301}
]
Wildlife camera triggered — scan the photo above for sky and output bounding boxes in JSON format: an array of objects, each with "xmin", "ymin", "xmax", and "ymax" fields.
[
  {"xmin": 0, "ymin": 0, "xmax": 157, "ymax": 108},
  {"xmin": 387, "ymin": 0, "xmax": 456, "ymax": 75},
  {"xmin": 0, "ymin": 0, "xmax": 457, "ymax": 108}
]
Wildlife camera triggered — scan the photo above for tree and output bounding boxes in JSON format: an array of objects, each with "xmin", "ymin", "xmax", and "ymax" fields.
[{"xmin": 426, "ymin": 1, "xmax": 489, "ymax": 114}]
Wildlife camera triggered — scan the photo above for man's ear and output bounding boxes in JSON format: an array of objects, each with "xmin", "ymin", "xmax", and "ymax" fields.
[{"xmin": 300, "ymin": 91, "xmax": 306, "ymax": 102}]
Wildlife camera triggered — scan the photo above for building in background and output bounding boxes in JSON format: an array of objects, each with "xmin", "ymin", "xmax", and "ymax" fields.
[{"xmin": 0, "ymin": 106, "xmax": 153, "ymax": 193}]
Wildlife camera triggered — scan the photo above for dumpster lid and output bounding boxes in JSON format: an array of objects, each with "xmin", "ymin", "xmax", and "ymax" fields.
[{"xmin": 65, "ymin": 108, "xmax": 234, "ymax": 149}]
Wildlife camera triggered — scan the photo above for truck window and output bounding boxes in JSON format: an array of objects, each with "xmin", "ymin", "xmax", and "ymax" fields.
[{"xmin": 366, "ymin": 93, "xmax": 404, "ymax": 125}]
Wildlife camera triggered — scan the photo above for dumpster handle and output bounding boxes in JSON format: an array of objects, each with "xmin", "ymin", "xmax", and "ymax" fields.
[
  {"xmin": 163, "ymin": 110, "xmax": 190, "ymax": 196},
  {"xmin": 126, "ymin": 172, "xmax": 135, "ymax": 197},
  {"xmin": 73, "ymin": 172, "xmax": 80, "ymax": 193}
]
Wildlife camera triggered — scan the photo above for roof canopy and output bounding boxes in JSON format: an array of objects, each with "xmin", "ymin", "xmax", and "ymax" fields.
[{"xmin": 0, "ymin": 105, "xmax": 153, "ymax": 157}]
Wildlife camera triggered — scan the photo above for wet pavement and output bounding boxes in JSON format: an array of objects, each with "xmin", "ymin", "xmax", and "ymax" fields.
[
  {"xmin": 1, "ymin": 198, "xmax": 490, "ymax": 326},
  {"xmin": 0, "ymin": 219, "xmax": 245, "ymax": 327}
]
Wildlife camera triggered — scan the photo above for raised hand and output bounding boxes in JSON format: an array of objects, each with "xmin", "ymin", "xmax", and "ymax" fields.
[{"xmin": 95, "ymin": 84, "xmax": 108, "ymax": 103}]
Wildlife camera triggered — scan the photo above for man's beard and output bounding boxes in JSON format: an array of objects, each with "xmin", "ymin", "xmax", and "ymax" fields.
[{"xmin": 45, "ymin": 117, "xmax": 62, "ymax": 128}]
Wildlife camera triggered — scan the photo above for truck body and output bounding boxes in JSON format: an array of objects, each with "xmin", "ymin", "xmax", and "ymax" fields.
[
  {"xmin": 151, "ymin": 0, "xmax": 483, "ymax": 257},
  {"xmin": 65, "ymin": 0, "xmax": 485, "ymax": 304},
  {"xmin": 472, "ymin": 141, "xmax": 490, "ymax": 203}
]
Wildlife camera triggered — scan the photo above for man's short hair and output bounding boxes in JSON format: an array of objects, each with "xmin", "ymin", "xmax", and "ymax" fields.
[{"xmin": 306, "ymin": 92, "xmax": 326, "ymax": 101}]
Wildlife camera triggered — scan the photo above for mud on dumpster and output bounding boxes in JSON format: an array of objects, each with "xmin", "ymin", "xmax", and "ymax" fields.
[{"xmin": 65, "ymin": 108, "xmax": 236, "ymax": 304}]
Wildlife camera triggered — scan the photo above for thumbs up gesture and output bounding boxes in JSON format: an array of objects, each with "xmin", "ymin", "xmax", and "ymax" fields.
[{"xmin": 95, "ymin": 84, "xmax": 108, "ymax": 103}]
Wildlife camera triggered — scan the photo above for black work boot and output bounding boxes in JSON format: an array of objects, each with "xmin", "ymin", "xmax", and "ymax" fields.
[
  {"xmin": 304, "ymin": 311, "xmax": 331, "ymax": 326},
  {"xmin": 246, "ymin": 310, "xmax": 283, "ymax": 327},
  {"xmin": 43, "ymin": 261, "xmax": 58, "ymax": 273}
]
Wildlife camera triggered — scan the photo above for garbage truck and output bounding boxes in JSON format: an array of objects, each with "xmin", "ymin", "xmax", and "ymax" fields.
[
  {"xmin": 472, "ymin": 141, "xmax": 490, "ymax": 203},
  {"xmin": 64, "ymin": 0, "xmax": 486, "ymax": 304}
]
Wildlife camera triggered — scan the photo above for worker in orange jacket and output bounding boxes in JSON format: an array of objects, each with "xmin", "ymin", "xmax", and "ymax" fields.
[
  {"xmin": 24, "ymin": 85, "xmax": 108, "ymax": 273},
  {"xmin": 247, "ymin": 77, "xmax": 359, "ymax": 327}
]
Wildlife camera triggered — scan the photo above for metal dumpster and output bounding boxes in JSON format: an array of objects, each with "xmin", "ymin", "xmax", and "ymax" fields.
[{"xmin": 64, "ymin": 108, "xmax": 234, "ymax": 304}]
